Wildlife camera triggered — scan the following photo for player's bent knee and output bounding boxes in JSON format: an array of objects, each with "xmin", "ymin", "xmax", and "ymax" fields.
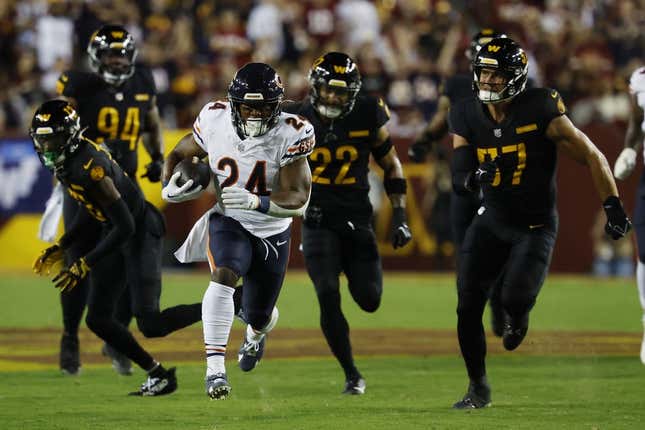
[
  {"xmin": 135, "ymin": 312, "xmax": 169, "ymax": 338},
  {"xmin": 357, "ymin": 296, "xmax": 380, "ymax": 313},
  {"xmin": 211, "ymin": 266, "xmax": 239, "ymax": 287}
]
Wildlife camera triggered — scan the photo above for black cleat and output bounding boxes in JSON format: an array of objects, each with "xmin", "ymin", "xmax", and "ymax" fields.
[
  {"xmin": 59, "ymin": 333, "xmax": 80, "ymax": 376},
  {"xmin": 342, "ymin": 377, "xmax": 366, "ymax": 395},
  {"xmin": 453, "ymin": 381, "xmax": 491, "ymax": 409},
  {"xmin": 102, "ymin": 343, "xmax": 133, "ymax": 376},
  {"xmin": 503, "ymin": 315, "xmax": 529, "ymax": 351},
  {"xmin": 129, "ymin": 367, "xmax": 177, "ymax": 396}
]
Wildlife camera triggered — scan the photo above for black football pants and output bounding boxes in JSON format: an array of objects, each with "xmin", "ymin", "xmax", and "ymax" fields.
[
  {"xmin": 302, "ymin": 222, "xmax": 382, "ymax": 380},
  {"xmin": 456, "ymin": 208, "xmax": 557, "ymax": 380},
  {"xmin": 84, "ymin": 203, "xmax": 201, "ymax": 370}
]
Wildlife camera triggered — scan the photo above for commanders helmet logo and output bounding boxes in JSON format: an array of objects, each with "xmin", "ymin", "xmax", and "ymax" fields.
[
  {"xmin": 487, "ymin": 45, "xmax": 501, "ymax": 52},
  {"xmin": 36, "ymin": 113, "xmax": 51, "ymax": 122}
]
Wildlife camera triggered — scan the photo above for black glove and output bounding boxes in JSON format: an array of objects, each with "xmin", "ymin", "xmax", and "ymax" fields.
[
  {"xmin": 408, "ymin": 140, "xmax": 430, "ymax": 163},
  {"xmin": 473, "ymin": 156, "xmax": 500, "ymax": 185},
  {"xmin": 33, "ymin": 244, "xmax": 65, "ymax": 276},
  {"xmin": 53, "ymin": 258, "xmax": 90, "ymax": 292},
  {"xmin": 603, "ymin": 196, "xmax": 631, "ymax": 240},
  {"xmin": 141, "ymin": 155, "xmax": 164, "ymax": 183},
  {"xmin": 391, "ymin": 207, "xmax": 412, "ymax": 249}
]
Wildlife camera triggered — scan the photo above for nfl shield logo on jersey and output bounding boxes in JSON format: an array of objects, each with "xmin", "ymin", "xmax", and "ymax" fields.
[{"xmin": 494, "ymin": 128, "xmax": 502, "ymax": 138}]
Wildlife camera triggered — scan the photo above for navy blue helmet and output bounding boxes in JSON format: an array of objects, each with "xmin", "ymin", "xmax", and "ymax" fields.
[{"xmin": 228, "ymin": 63, "xmax": 284, "ymax": 138}]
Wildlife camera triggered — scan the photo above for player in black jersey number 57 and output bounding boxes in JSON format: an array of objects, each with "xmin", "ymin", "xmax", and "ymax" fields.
[{"xmin": 449, "ymin": 37, "xmax": 630, "ymax": 409}]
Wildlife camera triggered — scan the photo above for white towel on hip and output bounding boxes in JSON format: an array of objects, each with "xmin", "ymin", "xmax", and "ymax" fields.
[
  {"xmin": 38, "ymin": 183, "xmax": 64, "ymax": 243},
  {"xmin": 174, "ymin": 208, "xmax": 214, "ymax": 263}
]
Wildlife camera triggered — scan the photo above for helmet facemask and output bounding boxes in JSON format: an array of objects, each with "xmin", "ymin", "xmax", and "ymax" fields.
[
  {"xmin": 311, "ymin": 81, "xmax": 359, "ymax": 119},
  {"xmin": 231, "ymin": 98, "xmax": 282, "ymax": 138},
  {"xmin": 473, "ymin": 65, "xmax": 527, "ymax": 104}
]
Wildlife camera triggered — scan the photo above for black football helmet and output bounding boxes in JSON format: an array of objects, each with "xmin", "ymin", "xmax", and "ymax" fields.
[
  {"xmin": 472, "ymin": 37, "xmax": 528, "ymax": 104},
  {"xmin": 228, "ymin": 63, "xmax": 284, "ymax": 138},
  {"xmin": 466, "ymin": 29, "xmax": 507, "ymax": 60},
  {"xmin": 30, "ymin": 100, "xmax": 81, "ymax": 170},
  {"xmin": 87, "ymin": 24, "xmax": 137, "ymax": 86},
  {"xmin": 308, "ymin": 52, "xmax": 361, "ymax": 119}
]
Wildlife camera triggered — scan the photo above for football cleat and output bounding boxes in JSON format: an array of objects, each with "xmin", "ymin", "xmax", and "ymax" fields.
[
  {"xmin": 59, "ymin": 333, "xmax": 80, "ymax": 376},
  {"xmin": 502, "ymin": 314, "xmax": 529, "ymax": 351},
  {"xmin": 238, "ymin": 335, "xmax": 266, "ymax": 372},
  {"xmin": 206, "ymin": 373, "xmax": 231, "ymax": 400},
  {"xmin": 453, "ymin": 381, "xmax": 491, "ymax": 409},
  {"xmin": 342, "ymin": 377, "xmax": 366, "ymax": 395},
  {"xmin": 129, "ymin": 367, "xmax": 177, "ymax": 396},
  {"xmin": 102, "ymin": 343, "xmax": 133, "ymax": 376}
]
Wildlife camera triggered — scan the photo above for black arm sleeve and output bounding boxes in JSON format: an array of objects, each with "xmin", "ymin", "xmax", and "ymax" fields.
[
  {"xmin": 84, "ymin": 198, "xmax": 135, "ymax": 267},
  {"xmin": 58, "ymin": 205, "xmax": 93, "ymax": 249},
  {"xmin": 451, "ymin": 145, "xmax": 478, "ymax": 195}
]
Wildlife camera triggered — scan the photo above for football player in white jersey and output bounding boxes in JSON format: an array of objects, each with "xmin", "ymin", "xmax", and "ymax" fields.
[
  {"xmin": 613, "ymin": 65, "xmax": 645, "ymax": 364},
  {"xmin": 161, "ymin": 63, "xmax": 314, "ymax": 399}
]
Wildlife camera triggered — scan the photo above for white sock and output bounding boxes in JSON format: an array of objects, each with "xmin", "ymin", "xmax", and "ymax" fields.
[
  {"xmin": 202, "ymin": 281, "xmax": 235, "ymax": 376},
  {"xmin": 246, "ymin": 306, "xmax": 279, "ymax": 342},
  {"xmin": 637, "ymin": 262, "xmax": 645, "ymax": 314}
]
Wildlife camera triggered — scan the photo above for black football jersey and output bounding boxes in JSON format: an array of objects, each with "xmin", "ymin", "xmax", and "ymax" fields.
[
  {"xmin": 283, "ymin": 95, "xmax": 390, "ymax": 221},
  {"xmin": 449, "ymin": 87, "xmax": 567, "ymax": 225},
  {"xmin": 56, "ymin": 137, "xmax": 145, "ymax": 223},
  {"xmin": 56, "ymin": 67, "xmax": 157, "ymax": 178}
]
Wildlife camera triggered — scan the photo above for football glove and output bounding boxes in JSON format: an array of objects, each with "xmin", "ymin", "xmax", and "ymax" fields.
[
  {"xmin": 473, "ymin": 156, "xmax": 500, "ymax": 185},
  {"xmin": 221, "ymin": 186, "xmax": 260, "ymax": 210},
  {"xmin": 53, "ymin": 258, "xmax": 90, "ymax": 292},
  {"xmin": 33, "ymin": 244, "xmax": 65, "ymax": 276},
  {"xmin": 391, "ymin": 207, "xmax": 412, "ymax": 249},
  {"xmin": 161, "ymin": 171, "xmax": 203, "ymax": 203},
  {"xmin": 613, "ymin": 147, "xmax": 637, "ymax": 181},
  {"xmin": 141, "ymin": 156, "xmax": 164, "ymax": 183},
  {"xmin": 603, "ymin": 196, "xmax": 632, "ymax": 240}
]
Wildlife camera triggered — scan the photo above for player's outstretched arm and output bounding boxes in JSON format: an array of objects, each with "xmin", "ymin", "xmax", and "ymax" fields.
[{"xmin": 548, "ymin": 114, "xmax": 631, "ymax": 239}]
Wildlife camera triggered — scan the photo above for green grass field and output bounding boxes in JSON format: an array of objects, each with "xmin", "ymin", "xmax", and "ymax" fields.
[{"xmin": 1, "ymin": 271, "xmax": 644, "ymax": 429}]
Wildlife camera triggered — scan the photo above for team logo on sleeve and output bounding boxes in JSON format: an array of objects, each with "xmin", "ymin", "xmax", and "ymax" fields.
[{"xmin": 90, "ymin": 165, "xmax": 105, "ymax": 181}]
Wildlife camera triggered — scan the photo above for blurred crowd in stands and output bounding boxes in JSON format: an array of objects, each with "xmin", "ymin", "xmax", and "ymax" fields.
[{"xmin": 1, "ymin": 0, "xmax": 644, "ymax": 137}]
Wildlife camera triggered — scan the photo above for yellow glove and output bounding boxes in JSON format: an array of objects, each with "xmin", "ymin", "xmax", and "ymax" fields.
[
  {"xmin": 53, "ymin": 258, "xmax": 90, "ymax": 292},
  {"xmin": 33, "ymin": 244, "xmax": 65, "ymax": 276}
]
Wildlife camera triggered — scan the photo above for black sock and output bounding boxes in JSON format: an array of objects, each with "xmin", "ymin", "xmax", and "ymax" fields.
[{"xmin": 148, "ymin": 362, "xmax": 166, "ymax": 377}]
